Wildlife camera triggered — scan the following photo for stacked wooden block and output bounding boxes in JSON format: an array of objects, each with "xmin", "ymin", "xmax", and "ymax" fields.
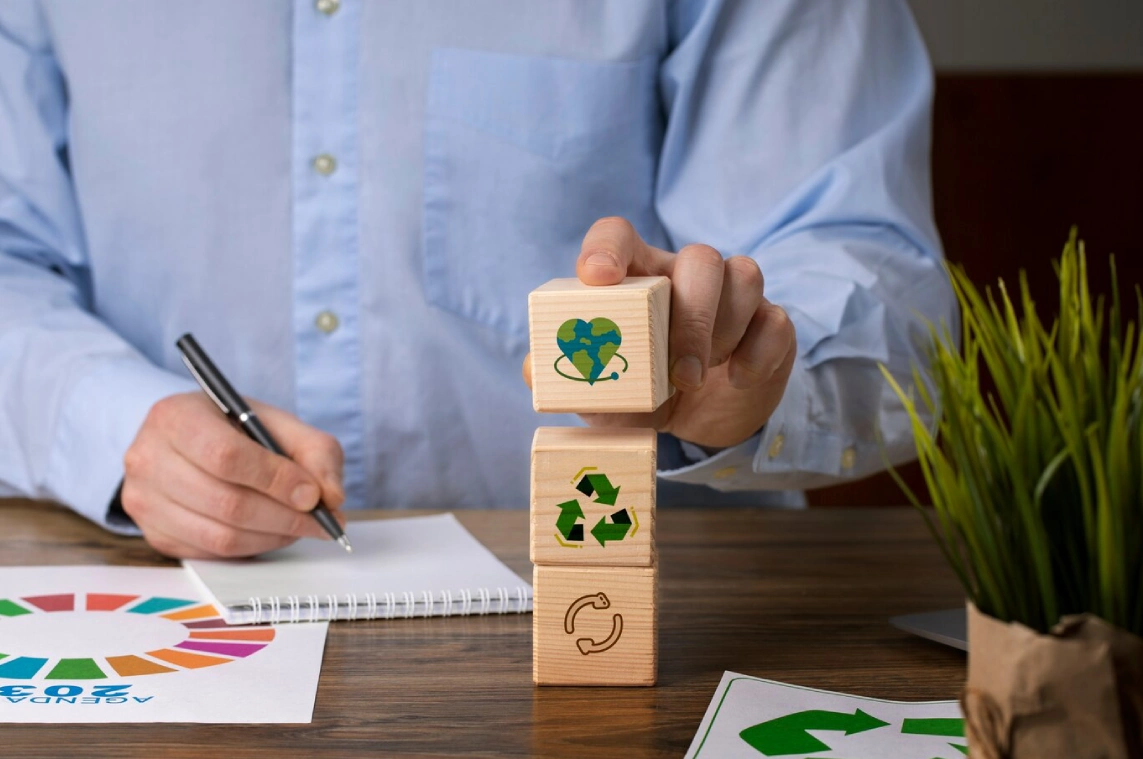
[{"xmin": 527, "ymin": 276, "xmax": 671, "ymax": 686}]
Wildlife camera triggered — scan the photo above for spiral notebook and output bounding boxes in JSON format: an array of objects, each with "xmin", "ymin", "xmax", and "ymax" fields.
[{"xmin": 182, "ymin": 513, "xmax": 532, "ymax": 625}]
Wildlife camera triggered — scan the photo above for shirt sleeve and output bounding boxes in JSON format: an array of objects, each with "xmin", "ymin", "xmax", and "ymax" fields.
[
  {"xmin": 0, "ymin": 2, "xmax": 194, "ymax": 532},
  {"xmin": 655, "ymin": 0, "xmax": 956, "ymax": 491}
]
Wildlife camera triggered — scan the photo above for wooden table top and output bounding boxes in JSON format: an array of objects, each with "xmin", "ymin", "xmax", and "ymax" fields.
[{"xmin": 0, "ymin": 499, "xmax": 966, "ymax": 758}]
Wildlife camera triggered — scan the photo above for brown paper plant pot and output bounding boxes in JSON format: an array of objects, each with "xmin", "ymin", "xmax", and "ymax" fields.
[{"xmin": 962, "ymin": 602, "xmax": 1143, "ymax": 759}]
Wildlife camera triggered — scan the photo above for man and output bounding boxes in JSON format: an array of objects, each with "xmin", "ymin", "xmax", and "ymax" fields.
[{"xmin": 0, "ymin": 1, "xmax": 954, "ymax": 558}]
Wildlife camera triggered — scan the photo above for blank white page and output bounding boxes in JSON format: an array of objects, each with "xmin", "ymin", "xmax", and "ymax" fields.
[{"xmin": 183, "ymin": 514, "xmax": 531, "ymax": 623}]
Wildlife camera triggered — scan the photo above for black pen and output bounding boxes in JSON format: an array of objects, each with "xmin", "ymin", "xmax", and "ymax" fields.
[{"xmin": 175, "ymin": 333, "xmax": 352, "ymax": 553}]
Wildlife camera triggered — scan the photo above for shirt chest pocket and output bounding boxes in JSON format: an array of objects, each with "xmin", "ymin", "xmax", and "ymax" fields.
[{"xmin": 422, "ymin": 47, "xmax": 662, "ymax": 350}]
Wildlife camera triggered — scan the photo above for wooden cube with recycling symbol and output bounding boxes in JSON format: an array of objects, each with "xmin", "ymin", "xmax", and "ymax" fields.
[
  {"xmin": 530, "ymin": 426, "xmax": 656, "ymax": 567},
  {"xmin": 532, "ymin": 564, "xmax": 657, "ymax": 686},
  {"xmin": 528, "ymin": 276, "xmax": 672, "ymax": 413}
]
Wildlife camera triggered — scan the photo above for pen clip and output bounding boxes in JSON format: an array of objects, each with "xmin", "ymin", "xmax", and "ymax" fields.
[{"xmin": 180, "ymin": 353, "xmax": 232, "ymax": 417}]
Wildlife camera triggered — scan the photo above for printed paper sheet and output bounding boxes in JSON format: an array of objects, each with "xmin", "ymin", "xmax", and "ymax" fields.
[
  {"xmin": 686, "ymin": 671, "xmax": 966, "ymax": 759},
  {"xmin": 0, "ymin": 566, "xmax": 327, "ymax": 723}
]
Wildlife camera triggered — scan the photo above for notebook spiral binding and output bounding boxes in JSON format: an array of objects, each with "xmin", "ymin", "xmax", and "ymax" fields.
[{"xmin": 235, "ymin": 585, "xmax": 532, "ymax": 625}]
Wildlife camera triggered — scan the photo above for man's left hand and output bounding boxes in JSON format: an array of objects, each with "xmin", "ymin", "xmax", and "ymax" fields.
[{"xmin": 523, "ymin": 217, "xmax": 796, "ymax": 449}]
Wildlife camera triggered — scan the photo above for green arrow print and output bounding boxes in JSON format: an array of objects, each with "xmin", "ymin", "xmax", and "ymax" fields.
[
  {"xmin": 585, "ymin": 473, "xmax": 621, "ymax": 505},
  {"xmin": 739, "ymin": 709, "xmax": 889, "ymax": 756},
  {"xmin": 555, "ymin": 500, "xmax": 584, "ymax": 542},
  {"xmin": 901, "ymin": 718, "xmax": 964, "ymax": 738},
  {"xmin": 560, "ymin": 472, "xmax": 632, "ymax": 546},
  {"xmin": 739, "ymin": 711, "xmax": 967, "ymax": 758},
  {"xmin": 590, "ymin": 510, "xmax": 632, "ymax": 546},
  {"xmin": 902, "ymin": 718, "xmax": 968, "ymax": 755}
]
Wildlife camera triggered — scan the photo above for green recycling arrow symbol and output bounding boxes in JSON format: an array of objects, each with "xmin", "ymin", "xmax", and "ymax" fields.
[
  {"xmin": 579, "ymin": 472, "xmax": 621, "ymax": 506},
  {"xmin": 555, "ymin": 471, "xmax": 635, "ymax": 547},
  {"xmin": 739, "ymin": 709, "xmax": 889, "ymax": 756},
  {"xmin": 901, "ymin": 718, "xmax": 964, "ymax": 738},
  {"xmin": 591, "ymin": 509, "xmax": 633, "ymax": 546},
  {"xmin": 902, "ymin": 718, "xmax": 968, "ymax": 755},
  {"xmin": 739, "ymin": 710, "xmax": 967, "ymax": 758},
  {"xmin": 556, "ymin": 500, "xmax": 585, "ymax": 543}
]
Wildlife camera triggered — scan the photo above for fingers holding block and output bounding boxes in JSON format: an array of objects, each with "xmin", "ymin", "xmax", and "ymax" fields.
[
  {"xmin": 528, "ymin": 277, "xmax": 671, "ymax": 413},
  {"xmin": 530, "ymin": 426, "xmax": 655, "ymax": 567},
  {"xmin": 533, "ymin": 564, "xmax": 657, "ymax": 686}
]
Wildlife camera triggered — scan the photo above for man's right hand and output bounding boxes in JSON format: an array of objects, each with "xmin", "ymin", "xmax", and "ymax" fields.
[{"xmin": 121, "ymin": 392, "xmax": 346, "ymax": 559}]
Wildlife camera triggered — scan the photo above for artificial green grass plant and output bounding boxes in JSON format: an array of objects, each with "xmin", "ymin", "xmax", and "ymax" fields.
[{"xmin": 884, "ymin": 230, "xmax": 1142, "ymax": 636}]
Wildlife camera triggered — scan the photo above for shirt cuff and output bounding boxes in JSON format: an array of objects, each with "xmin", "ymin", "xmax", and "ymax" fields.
[
  {"xmin": 42, "ymin": 358, "xmax": 196, "ymax": 535},
  {"xmin": 656, "ymin": 357, "xmax": 815, "ymax": 491},
  {"xmin": 749, "ymin": 356, "xmax": 874, "ymax": 488},
  {"xmin": 658, "ymin": 432, "xmax": 763, "ymax": 489}
]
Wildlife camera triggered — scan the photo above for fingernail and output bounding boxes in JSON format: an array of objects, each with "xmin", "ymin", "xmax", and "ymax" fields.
[
  {"xmin": 672, "ymin": 355, "xmax": 704, "ymax": 390},
  {"xmin": 585, "ymin": 251, "xmax": 618, "ymax": 269},
  {"xmin": 291, "ymin": 483, "xmax": 319, "ymax": 510}
]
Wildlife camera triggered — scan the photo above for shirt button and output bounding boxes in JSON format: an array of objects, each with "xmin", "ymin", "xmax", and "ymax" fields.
[
  {"xmin": 713, "ymin": 466, "xmax": 737, "ymax": 480},
  {"xmin": 841, "ymin": 446, "xmax": 857, "ymax": 470},
  {"xmin": 315, "ymin": 310, "xmax": 340, "ymax": 334},
  {"xmin": 312, "ymin": 154, "xmax": 337, "ymax": 176},
  {"xmin": 315, "ymin": 0, "xmax": 340, "ymax": 15},
  {"xmin": 767, "ymin": 433, "xmax": 785, "ymax": 460}
]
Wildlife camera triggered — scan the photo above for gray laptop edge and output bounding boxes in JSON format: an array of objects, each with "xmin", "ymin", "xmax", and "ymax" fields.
[{"xmin": 890, "ymin": 607, "xmax": 968, "ymax": 651}]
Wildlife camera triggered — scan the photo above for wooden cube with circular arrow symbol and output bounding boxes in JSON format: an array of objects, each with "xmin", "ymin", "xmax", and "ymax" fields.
[
  {"xmin": 528, "ymin": 276, "xmax": 671, "ymax": 413},
  {"xmin": 530, "ymin": 426, "xmax": 656, "ymax": 568},
  {"xmin": 532, "ymin": 564, "xmax": 657, "ymax": 686}
]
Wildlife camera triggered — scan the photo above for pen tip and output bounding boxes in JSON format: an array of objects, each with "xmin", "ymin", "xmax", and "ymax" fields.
[{"xmin": 337, "ymin": 536, "xmax": 353, "ymax": 554}]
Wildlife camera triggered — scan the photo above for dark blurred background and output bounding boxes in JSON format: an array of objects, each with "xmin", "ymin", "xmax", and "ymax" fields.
[{"xmin": 809, "ymin": 0, "xmax": 1143, "ymax": 506}]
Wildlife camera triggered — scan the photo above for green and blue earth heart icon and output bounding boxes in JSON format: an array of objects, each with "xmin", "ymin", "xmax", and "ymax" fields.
[{"xmin": 555, "ymin": 318, "xmax": 627, "ymax": 385}]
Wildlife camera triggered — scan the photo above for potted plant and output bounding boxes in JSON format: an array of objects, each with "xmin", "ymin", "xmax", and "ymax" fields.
[{"xmin": 884, "ymin": 230, "xmax": 1143, "ymax": 759}]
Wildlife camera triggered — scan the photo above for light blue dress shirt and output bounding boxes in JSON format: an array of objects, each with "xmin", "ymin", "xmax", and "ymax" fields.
[{"xmin": 0, "ymin": 0, "xmax": 954, "ymax": 532}]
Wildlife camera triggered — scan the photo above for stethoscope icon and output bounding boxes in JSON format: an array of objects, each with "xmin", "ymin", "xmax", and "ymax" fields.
[{"xmin": 564, "ymin": 592, "xmax": 623, "ymax": 655}]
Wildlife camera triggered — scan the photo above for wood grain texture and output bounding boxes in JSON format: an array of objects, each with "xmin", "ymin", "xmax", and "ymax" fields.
[
  {"xmin": 0, "ymin": 498, "xmax": 966, "ymax": 759},
  {"xmin": 533, "ymin": 565, "xmax": 657, "ymax": 686},
  {"xmin": 529, "ymin": 276, "xmax": 671, "ymax": 413},
  {"xmin": 531, "ymin": 427, "xmax": 656, "ymax": 567}
]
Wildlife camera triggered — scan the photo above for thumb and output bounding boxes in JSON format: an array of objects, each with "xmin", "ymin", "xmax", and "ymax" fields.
[
  {"xmin": 576, "ymin": 217, "xmax": 641, "ymax": 285},
  {"xmin": 576, "ymin": 217, "xmax": 675, "ymax": 286},
  {"xmin": 250, "ymin": 400, "xmax": 345, "ymax": 509},
  {"xmin": 521, "ymin": 352, "xmax": 533, "ymax": 390}
]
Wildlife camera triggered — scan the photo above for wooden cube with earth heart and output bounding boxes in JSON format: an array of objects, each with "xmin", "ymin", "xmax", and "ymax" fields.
[{"xmin": 527, "ymin": 276, "xmax": 672, "ymax": 413}]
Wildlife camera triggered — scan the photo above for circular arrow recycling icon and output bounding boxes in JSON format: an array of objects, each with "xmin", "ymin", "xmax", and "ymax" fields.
[{"xmin": 564, "ymin": 592, "xmax": 623, "ymax": 655}]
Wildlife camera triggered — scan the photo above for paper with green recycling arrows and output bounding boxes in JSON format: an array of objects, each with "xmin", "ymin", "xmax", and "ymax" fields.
[{"xmin": 686, "ymin": 672, "xmax": 965, "ymax": 759}]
